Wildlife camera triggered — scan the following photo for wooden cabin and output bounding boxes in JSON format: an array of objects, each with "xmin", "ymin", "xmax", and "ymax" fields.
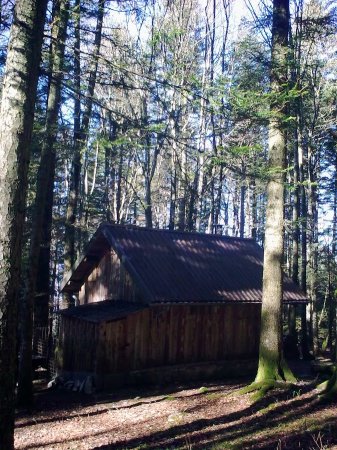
[{"xmin": 59, "ymin": 223, "xmax": 306, "ymax": 388}]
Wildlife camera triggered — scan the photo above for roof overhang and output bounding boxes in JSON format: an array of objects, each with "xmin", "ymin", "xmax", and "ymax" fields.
[
  {"xmin": 59, "ymin": 300, "xmax": 148, "ymax": 323},
  {"xmin": 61, "ymin": 230, "xmax": 109, "ymax": 293}
]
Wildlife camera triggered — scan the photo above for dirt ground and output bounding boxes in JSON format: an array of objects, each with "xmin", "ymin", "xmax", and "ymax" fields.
[{"xmin": 14, "ymin": 369, "xmax": 337, "ymax": 450}]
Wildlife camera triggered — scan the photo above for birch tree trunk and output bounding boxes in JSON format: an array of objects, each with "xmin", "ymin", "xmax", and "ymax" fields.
[{"xmin": 0, "ymin": 0, "xmax": 47, "ymax": 447}]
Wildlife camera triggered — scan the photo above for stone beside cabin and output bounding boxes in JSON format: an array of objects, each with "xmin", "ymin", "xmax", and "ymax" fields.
[{"xmin": 59, "ymin": 223, "xmax": 306, "ymax": 389}]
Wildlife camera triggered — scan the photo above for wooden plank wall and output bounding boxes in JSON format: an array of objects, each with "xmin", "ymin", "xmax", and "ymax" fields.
[
  {"xmin": 78, "ymin": 250, "xmax": 139, "ymax": 304},
  {"xmin": 59, "ymin": 317, "xmax": 98, "ymax": 372},
  {"xmin": 95, "ymin": 303, "xmax": 261, "ymax": 374}
]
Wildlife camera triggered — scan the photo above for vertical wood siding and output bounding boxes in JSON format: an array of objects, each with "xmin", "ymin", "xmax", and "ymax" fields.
[
  {"xmin": 73, "ymin": 303, "xmax": 261, "ymax": 375},
  {"xmin": 63, "ymin": 247, "xmax": 262, "ymax": 377},
  {"xmin": 59, "ymin": 317, "xmax": 98, "ymax": 372},
  {"xmin": 78, "ymin": 249, "xmax": 139, "ymax": 304}
]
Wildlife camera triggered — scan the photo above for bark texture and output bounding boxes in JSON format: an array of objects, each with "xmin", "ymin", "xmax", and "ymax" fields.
[
  {"xmin": 255, "ymin": 0, "xmax": 294, "ymax": 384},
  {"xmin": 0, "ymin": 0, "xmax": 47, "ymax": 447},
  {"xmin": 17, "ymin": 0, "xmax": 70, "ymax": 406}
]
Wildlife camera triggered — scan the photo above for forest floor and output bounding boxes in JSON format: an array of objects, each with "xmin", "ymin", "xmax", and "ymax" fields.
[{"xmin": 14, "ymin": 363, "xmax": 337, "ymax": 450}]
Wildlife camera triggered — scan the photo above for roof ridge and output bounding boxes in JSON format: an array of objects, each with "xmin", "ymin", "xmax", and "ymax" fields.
[{"xmin": 99, "ymin": 222, "xmax": 256, "ymax": 243}]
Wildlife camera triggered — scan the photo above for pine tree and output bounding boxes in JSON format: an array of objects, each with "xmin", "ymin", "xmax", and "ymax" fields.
[
  {"xmin": 0, "ymin": 0, "xmax": 47, "ymax": 446},
  {"xmin": 242, "ymin": 0, "xmax": 296, "ymax": 399},
  {"xmin": 17, "ymin": 0, "xmax": 70, "ymax": 406}
]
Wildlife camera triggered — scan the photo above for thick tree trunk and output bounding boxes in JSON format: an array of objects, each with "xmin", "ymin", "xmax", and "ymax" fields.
[
  {"xmin": 255, "ymin": 0, "xmax": 295, "ymax": 385},
  {"xmin": 17, "ymin": 0, "xmax": 69, "ymax": 406},
  {"xmin": 0, "ymin": 0, "xmax": 47, "ymax": 447}
]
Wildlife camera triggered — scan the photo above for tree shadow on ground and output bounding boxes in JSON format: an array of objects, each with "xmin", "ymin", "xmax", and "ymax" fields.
[
  {"xmin": 90, "ymin": 384, "xmax": 337, "ymax": 449},
  {"xmin": 17, "ymin": 375, "xmax": 337, "ymax": 450},
  {"xmin": 16, "ymin": 378, "xmax": 246, "ymax": 427}
]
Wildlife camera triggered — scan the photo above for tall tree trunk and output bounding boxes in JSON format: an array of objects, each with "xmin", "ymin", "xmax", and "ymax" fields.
[
  {"xmin": 195, "ymin": 0, "xmax": 210, "ymax": 233},
  {"xmin": 240, "ymin": 164, "xmax": 246, "ymax": 238},
  {"xmin": 187, "ymin": 169, "xmax": 198, "ymax": 231},
  {"xmin": 333, "ymin": 152, "xmax": 337, "ymax": 256},
  {"xmin": 0, "ymin": 0, "xmax": 47, "ymax": 447},
  {"xmin": 177, "ymin": 143, "xmax": 187, "ymax": 231},
  {"xmin": 307, "ymin": 141, "xmax": 319, "ymax": 355},
  {"xmin": 142, "ymin": 99, "xmax": 154, "ymax": 229},
  {"xmin": 144, "ymin": 175, "xmax": 153, "ymax": 228},
  {"xmin": 65, "ymin": 0, "xmax": 105, "ymax": 273},
  {"xmin": 299, "ymin": 133, "xmax": 310, "ymax": 357},
  {"xmin": 255, "ymin": 0, "xmax": 295, "ymax": 385},
  {"xmin": 329, "ymin": 155, "xmax": 337, "ymax": 354},
  {"xmin": 214, "ymin": 166, "xmax": 224, "ymax": 230},
  {"xmin": 78, "ymin": 0, "xmax": 105, "ymax": 251},
  {"xmin": 169, "ymin": 114, "xmax": 178, "ymax": 230},
  {"xmin": 250, "ymin": 179, "xmax": 258, "ymax": 240},
  {"xmin": 64, "ymin": 0, "xmax": 81, "ymax": 278},
  {"xmin": 232, "ymin": 182, "xmax": 240, "ymax": 237},
  {"xmin": 104, "ymin": 114, "xmax": 117, "ymax": 222},
  {"xmin": 195, "ymin": 153, "xmax": 205, "ymax": 232},
  {"xmin": 169, "ymin": 165, "xmax": 177, "ymax": 230},
  {"xmin": 207, "ymin": 173, "xmax": 215, "ymax": 234},
  {"xmin": 115, "ymin": 146, "xmax": 123, "ymax": 223},
  {"xmin": 288, "ymin": 122, "xmax": 301, "ymax": 338},
  {"xmin": 17, "ymin": 0, "xmax": 70, "ymax": 406}
]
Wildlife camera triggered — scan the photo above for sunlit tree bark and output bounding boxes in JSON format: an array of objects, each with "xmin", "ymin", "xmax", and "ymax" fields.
[
  {"xmin": 254, "ymin": 0, "xmax": 296, "ymax": 388},
  {"xmin": 0, "ymin": 0, "xmax": 47, "ymax": 447}
]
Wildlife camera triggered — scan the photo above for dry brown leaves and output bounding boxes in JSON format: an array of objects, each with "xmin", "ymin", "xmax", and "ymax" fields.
[{"xmin": 14, "ymin": 380, "xmax": 337, "ymax": 450}]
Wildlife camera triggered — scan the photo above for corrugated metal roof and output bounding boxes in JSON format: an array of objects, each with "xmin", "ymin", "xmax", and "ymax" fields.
[
  {"xmin": 62, "ymin": 223, "xmax": 307, "ymax": 304},
  {"xmin": 59, "ymin": 300, "xmax": 147, "ymax": 323}
]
